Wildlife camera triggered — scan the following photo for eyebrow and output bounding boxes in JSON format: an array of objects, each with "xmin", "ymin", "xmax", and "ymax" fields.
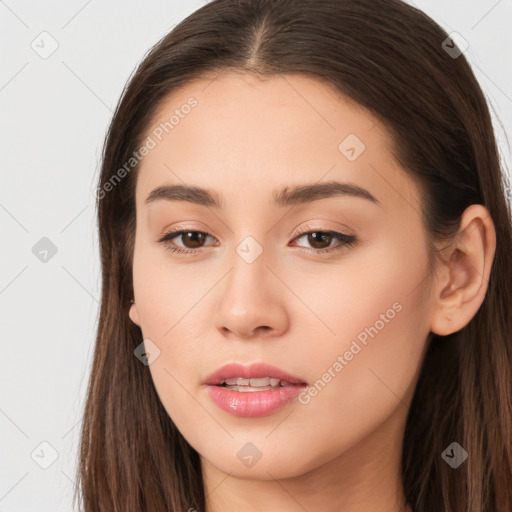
[{"xmin": 144, "ymin": 180, "xmax": 379, "ymax": 208}]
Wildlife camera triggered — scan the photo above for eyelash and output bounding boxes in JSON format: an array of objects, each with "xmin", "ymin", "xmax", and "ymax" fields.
[{"xmin": 157, "ymin": 225, "xmax": 357, "ymax": 256}]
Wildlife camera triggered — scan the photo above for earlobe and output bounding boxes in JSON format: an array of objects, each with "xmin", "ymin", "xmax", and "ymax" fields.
[
  {"xmin": 430, "ymin": 204, "xmax": 496, "ymax": 336},
  {"xmin": 129, "ymin": 301, "xmax": 141, "ymax": 327}
]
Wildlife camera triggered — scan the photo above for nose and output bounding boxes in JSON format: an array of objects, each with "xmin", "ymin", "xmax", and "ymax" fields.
[{"xmin": 213, "ymin": 247, "xmax": 290, "ymax": 340}]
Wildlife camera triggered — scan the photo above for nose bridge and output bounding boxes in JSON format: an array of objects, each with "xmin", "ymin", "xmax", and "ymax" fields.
[
  {"xmin": 214, "ymin": 234, "xmax": 289, "ymax": 338},
  {"xmin": 224, "ymin": 236, "xmax": 272, "ymax": 308}
]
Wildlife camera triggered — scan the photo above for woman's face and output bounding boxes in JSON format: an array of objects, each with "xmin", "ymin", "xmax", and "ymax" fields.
[{"xmin": 129, "ymin": 72, "xmax": 435, "ymax": 481}]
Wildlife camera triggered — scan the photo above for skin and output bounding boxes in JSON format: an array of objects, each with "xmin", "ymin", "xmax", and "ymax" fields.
[{"xmin": 128, "ymin": 72, "xmax": 496, "ymax": 512}]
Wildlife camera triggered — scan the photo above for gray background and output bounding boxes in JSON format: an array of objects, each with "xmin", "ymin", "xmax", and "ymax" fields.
[{"xmin": 1, "ymin": 0, "xmax": 511, "ymax": 510}]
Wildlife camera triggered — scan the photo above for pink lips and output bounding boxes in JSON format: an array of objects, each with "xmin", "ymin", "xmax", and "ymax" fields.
[{"xmin": 203, "ymin": 362, "xmax": 308, "ymax": 418}]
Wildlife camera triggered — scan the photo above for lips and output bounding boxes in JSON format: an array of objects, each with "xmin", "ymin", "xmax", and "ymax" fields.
[
  {"xmin": 203, "ymin": 362, "xmax": 308, "ymax": 386},
  {"xmin": 204, "ymin": 362, "xmax": 308, "ymax": 418}
]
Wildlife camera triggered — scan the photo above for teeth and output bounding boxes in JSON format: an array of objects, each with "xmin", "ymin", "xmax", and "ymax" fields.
[
  {"xmin": 250, "ymin": 377, "xmax": 270, "ymax": 387},
  {"xmin": 237, "ymin": 385, "xmax": 274, "ymax": 392},
  {"xmin": 220, "ymin": 377, "xmax": 300, "ymax": 391}
]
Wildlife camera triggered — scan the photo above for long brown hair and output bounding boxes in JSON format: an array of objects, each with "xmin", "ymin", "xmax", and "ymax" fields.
[{"xmin": 74, "ymin": 0, "xmax": 512, "ymax": 510}]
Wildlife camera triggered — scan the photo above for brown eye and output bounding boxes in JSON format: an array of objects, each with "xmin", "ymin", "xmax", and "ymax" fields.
[
  {"xmin": 305, "ymin": 232, "xmax": 334, "ymax": 250},
  {"xmin": 292, "ymin": 229, "xmax": 357, "ymax": 254},
  {"xmin": 158, "ymin": 230, "xmax": 215, "ymax": 254},
  {"xmin": 177, "ymin": 231, "xmax": 208, "ymax": 248}
]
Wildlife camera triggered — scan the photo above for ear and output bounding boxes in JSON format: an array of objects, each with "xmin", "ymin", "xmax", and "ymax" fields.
[
  {"xmin": 128, "ymin": 300, "xmax": 141, "ymax": 327},
  {"xmin": 430, "ymin": 204, "xmax": 496, "ymax": 336}
]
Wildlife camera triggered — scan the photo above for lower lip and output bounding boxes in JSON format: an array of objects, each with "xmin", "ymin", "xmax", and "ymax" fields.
[{"xmin": 205, "ymin": 385, "xmax": 307, "ymax": 418}]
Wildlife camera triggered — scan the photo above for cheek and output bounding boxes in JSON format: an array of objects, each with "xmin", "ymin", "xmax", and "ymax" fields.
[
  {"xmin": 291, "ymin": 234, "xmax": 432, "ymax": 436},
  {"xmin": 131, "ymin": 246, "xmax": 214, "ymax": 430},
  {"xmin": 132, "ymin": 239, "xmax": 209, "ymax": 338},
  {"xmin": 284, "ymin": 228, "xmax": 432, "ymax": 352}
]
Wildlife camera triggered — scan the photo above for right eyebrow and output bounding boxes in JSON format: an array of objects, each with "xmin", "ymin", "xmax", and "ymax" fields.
[{"xmin": 145, "ymin": 184, "xmax": 223, "ymax": 208}]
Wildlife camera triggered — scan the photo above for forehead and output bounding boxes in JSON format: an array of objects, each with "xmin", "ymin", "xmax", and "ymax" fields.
[{"xmin": 134, "ymin": 72, "xmax": 421, "ymax": 215}]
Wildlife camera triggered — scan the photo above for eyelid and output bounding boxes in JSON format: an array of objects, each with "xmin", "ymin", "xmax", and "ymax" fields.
[
  {"xmin": 158, "ymin": 221, "xmax": 214, "ymax": 237},
  {"xmin": 290, "ymin": 222, "xmax": 354, "ymax": 239}
]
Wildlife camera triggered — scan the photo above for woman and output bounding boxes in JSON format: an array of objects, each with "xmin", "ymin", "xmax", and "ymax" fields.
[{"xmin": 75, "ymin": 0, "xmax": 512, "ymax": 510}]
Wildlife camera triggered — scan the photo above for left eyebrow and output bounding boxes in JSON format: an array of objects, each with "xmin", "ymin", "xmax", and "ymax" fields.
[
  {"xmin": 272, "ymin": 180, "xmax": 379, "ymax": 207},
  {"xmin": 144, "ymin": 180, "xmax": 380, "ymax": 208}
]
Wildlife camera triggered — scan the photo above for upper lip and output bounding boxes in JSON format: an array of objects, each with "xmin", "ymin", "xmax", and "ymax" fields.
[{"xmin": 204, "ymin": 362, "xmax": 308, "ymax": 385}]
